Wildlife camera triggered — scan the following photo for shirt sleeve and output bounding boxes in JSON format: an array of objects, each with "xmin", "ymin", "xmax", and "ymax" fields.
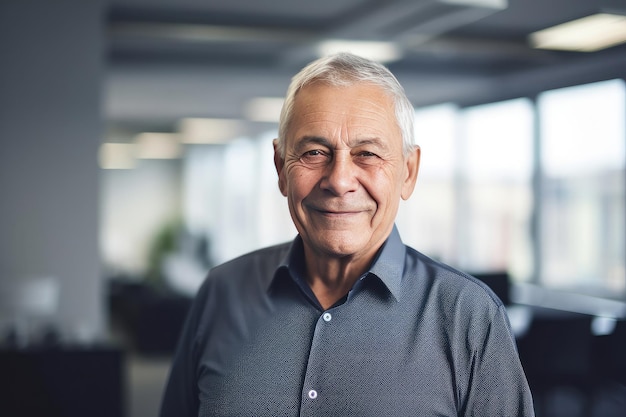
[
  {"xmin": 463, "ymin": 304, "xmax": 535, "ymax": 417},
  {"xmin": 159, "ymin": 280, "xmax": 210, "ymax": 417}
]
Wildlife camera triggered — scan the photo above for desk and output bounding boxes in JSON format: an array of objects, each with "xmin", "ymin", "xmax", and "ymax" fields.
[{"xmin": 0, "ymin": 346, "xmax": 125, "ymax": 417}]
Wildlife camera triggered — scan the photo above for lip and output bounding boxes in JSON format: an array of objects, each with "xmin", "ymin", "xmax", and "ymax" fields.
[
  {"xmin": 310, "ymin": 207, "xmax": 366, "ymax": 217},
  {"xmin": 319, "ymin": 211, "xmax": 361, "ymax": 217}
]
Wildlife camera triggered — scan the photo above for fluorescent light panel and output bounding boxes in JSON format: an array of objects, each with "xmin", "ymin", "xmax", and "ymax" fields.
[
  {"xmin": 441, "ymin": 0, "xmax": 507, "ymax": 9},
  {"xmin": 530, "ymin": 13, "xmax": 626, "ymax": 52},
  {"xmin": 135, "ymin": 133, "xmax": 182, "ymax": 159},
  {"xmin": 178, "ymin": 118, "xmax": 242, "ymax": 144},
  {"xmin": 316, "ymin": 40, "xmax": 402, "ymax": 63},
  {"xmin": 111, "ymin": 22, "xmax": 310, "ymax": 44},
  {"xmin": 244, "ymin": 97, "xmax": 284, "ymax": 123},
  {"xmin": 99, "ymin": 143, "xmax": 136, "ymax": 169}
]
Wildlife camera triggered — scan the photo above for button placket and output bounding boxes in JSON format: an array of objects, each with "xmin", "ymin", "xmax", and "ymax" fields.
[{"xmin": 300, "ymin": 308, "xmax": 341, "ymax": 415}]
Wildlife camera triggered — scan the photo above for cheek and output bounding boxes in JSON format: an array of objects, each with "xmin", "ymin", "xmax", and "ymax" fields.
[
  {"xmin": 371, "ymin": 166, "xmax": 402, "ymax": 192},
  {"xmin": 364, "ymin": 171, "xmax": 405, "ymax": 212},
  {"xmin": 284, "ymin": 167, "xmax": 317, "ymax": 199}
]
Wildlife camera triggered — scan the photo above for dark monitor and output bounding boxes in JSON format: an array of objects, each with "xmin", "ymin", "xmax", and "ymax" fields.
[{"xmin": 0, "ymin": 346, "xmax": 125, "ymax": 417}]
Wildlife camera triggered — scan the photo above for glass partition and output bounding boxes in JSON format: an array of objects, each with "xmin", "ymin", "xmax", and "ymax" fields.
[
  {"xmin": 538, "ymin": 79, "xmax": 626, "ymax": 297},
  {"xmin": 458, "ymin": 98, "xmax": 535, "ymax": 282}
]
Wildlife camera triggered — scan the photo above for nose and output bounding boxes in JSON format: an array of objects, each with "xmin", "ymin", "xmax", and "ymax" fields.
[{"xmin": 319, "ymin": 151, "xmax": 359, "ymax": 196}]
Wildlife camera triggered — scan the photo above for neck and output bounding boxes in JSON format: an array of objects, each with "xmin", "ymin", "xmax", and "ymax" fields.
[{"xmin": 303, "ymin": 246, "xmax": 373, "ymax": 310}]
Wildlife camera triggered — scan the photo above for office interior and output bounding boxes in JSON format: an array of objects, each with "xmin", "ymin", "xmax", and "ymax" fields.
[{"xmin": 1, "ymin": 0, "xmax": 626, "ymax": 416}]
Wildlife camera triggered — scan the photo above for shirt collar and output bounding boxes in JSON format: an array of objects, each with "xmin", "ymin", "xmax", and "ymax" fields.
[
  {"xmin": 269, "ymin": 225, "xmax": 406, "ymax": 302},
  {"xmin": 368, "ymin": 225, "xmax": 405, "ymax": 301},
  {"xmin": 267, "ymin": 235, "xmax": 304, "ymax": 292}
]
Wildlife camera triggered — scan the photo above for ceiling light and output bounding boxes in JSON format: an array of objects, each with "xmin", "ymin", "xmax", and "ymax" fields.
[
  {"xmin": 244, "ymin": 98, "xmax": 284, "ymax": 123},
  {"xmin": 99, "ymin": 143, "xmax": 136, "ymax": 169},
  {"xmin": 135, "ymin": 133, "xmax": 182, "ymax": 159},
  {"xmin": 178, "ymin": 118, "xmax": 243, "ymax": 144},
  {"xmin": 110, "ymin": 22, "xmax": 311, "ymax": 44},
  {"xmin": 529, "ymin": 13, "xmax": 626, "ymax": 52},
  {"xmin": 441, "ymin": 0, "xmax": 507, "ymax": 9},
  {"xmin": 316, "ymin": 40, "xmax": 402, "ymax": 63}
]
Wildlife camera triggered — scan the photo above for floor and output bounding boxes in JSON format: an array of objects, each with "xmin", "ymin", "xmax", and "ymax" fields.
[{"xmin": 127, "ymin": 355, "xmax": 172, "ymax": 417}]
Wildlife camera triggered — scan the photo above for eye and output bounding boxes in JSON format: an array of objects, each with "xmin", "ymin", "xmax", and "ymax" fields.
[
  {"xmin": 354, "ymin": 150, "xmax": 382, "ymax": 166},
  {"xmin": 300, "ymin": 149, "xmax": 330, "ymax": 166},
  {"xmin": 357, "ymin": 151, "xmax": 377, "ymax": 157}
]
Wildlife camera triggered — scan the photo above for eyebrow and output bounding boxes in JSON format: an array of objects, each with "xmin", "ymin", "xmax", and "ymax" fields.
[
  {"xmin": 294, "ymin": 135, "xmax": 390, "ymax": 152},
  {"xmin": 351, "ymin": 137, "xmax": 389, "ymax": 151},
  {"xmin": 295, "ymin": 136, "xmax": 331, "ymax": 150}
]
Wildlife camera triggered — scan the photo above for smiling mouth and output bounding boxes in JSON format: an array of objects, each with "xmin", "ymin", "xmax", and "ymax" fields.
[{"xmin": 311, "ymin": 207, "xmax": 366, "ymax": 217}]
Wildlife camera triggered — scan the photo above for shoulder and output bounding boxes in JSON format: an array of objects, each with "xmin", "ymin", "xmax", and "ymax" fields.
[
  {"xmin": 188, "ymin": 241, "xmax": 293, "ymax": 338},
  {"xmin": 210, "ymin": 242, "xmax": 292, "ymax": 279},
  {"xmin": 402, "ymin": 247, "xmax": 514, "ymax": 352},
  {"xmin": 404, "ymin": 246, "xmax": 505, "ymax": 309},
  {"xmin": 192, "ymin": 241, "xmax": 292, "ymax": 300}
]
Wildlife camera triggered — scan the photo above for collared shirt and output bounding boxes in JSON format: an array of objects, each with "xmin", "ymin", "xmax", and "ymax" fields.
[{"xmin": 160, "ymin": 226, "xmax": 535, "ymax": 417}]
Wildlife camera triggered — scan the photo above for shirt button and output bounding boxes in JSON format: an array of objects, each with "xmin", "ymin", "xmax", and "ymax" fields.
[
  {"xmin": 308, "ymin": 389, "xmax": 318, "ymax": 399},
  {"xmin": 322, "ymin": 312, "xmax": 332, "ymax": 322}
]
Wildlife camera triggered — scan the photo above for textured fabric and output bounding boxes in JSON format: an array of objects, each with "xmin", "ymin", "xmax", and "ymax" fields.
[{"xmin": 160, "ymin": 226, "xmax": 535, "ymax": 417}]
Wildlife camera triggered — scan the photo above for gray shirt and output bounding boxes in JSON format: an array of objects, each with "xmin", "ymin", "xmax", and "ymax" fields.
[{"xmin": 160, "ymin": 226, "xmax": 534, "ymax": 417}]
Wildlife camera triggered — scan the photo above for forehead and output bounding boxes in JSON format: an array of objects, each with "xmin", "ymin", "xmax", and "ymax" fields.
[{"xmin": 288, "ymin": 82, "xmax": 400, "ymax": 143}]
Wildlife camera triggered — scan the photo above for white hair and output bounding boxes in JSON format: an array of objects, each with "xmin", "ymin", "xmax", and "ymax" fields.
[{"xmin": 277, "ymin": 52, "xmax": 416, "ymax": 157}]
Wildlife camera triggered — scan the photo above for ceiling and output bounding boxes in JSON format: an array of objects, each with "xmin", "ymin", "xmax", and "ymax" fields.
[{"xmin": 104, "ymin": 0, "xmax": 626, "ymax": 140}]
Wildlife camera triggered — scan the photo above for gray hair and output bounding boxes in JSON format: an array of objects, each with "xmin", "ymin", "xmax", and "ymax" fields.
[{"xmin": 277, "ymin": 52, "xmax": 416, "ymax": 157}]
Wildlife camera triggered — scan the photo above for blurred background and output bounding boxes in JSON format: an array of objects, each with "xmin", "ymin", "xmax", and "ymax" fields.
[{"xmin": 1, "ymin": 0, "xmax": 626, "ymax": 416}]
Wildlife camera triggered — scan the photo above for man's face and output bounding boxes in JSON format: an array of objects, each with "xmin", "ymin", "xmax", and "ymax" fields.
[{"xmin": 274, "ymin": 82, "xmax": 420, "ymax": 261}]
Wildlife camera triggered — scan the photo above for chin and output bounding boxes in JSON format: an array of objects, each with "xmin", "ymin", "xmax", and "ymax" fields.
[{"xmin": 314, "ymin": 233, "xmax": 371, "ymax": 258}]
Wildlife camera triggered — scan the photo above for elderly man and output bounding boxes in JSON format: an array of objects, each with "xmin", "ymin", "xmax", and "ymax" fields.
[{"xmin": 160, "ymin": 52, "xmax": 534, "ymax": 416}]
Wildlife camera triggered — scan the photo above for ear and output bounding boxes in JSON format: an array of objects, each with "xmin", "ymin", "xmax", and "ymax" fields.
[
  {"xmin": 273, "ymin": 139, "xmax": 288, "ymax": 196},
  {"xmin": 401, "ymin": 146, "xmax": 420, "ymax": 200}
]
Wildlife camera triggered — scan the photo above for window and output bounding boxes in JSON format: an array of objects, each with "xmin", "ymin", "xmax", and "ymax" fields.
[
  {"xmin": 458, "ymin": 98, "xmax": 535, "ymax": 281},
  {"xmin": 538, "ymin": 79, "xmax": 626, "ymax": 297},
  {"xmin": 398, "ymin": 104, "xmax": 458, "ymax": 264}
]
